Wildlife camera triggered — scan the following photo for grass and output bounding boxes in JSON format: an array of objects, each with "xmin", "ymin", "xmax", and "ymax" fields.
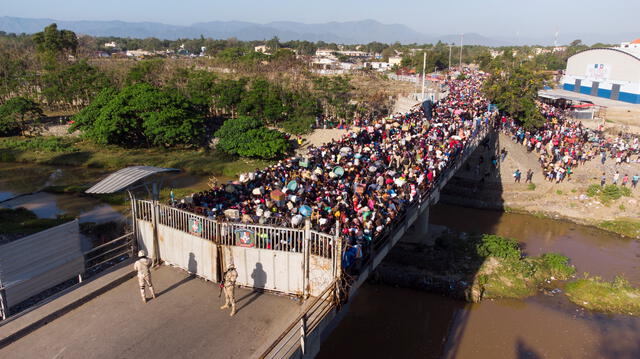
[
  {"xmin": 471, "ymin": 235, "xmax": 575, "ymax": 300},
  {"xmin": 586, "ymin": 184, "xmax": 632, "ymax": 204},
  {"xmin": 0, "ymin": 207, "xmax": 73, "ymax": 238},
  {"xmin": 527, "ymin": 183, "xmax": 536, "ymax": 191},
  {"xmin": 556, "ymin": 190, "xmax": 563, "ymax": 195},
  {"xmin": 0, "ymin": 136, "xmax": 274, "ymax": 177},
  {"xmin": 598, "ymin": 219, "xmax": 640, "ymax": 239},
  {"xmin": 565, "ymin": 275, "xmax": 640, "ymax": 316}
]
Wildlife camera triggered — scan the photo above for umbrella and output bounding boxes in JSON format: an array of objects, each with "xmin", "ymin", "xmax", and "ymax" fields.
[
  {"xmin": 300, "ymin": 205, "xmax": 312, "ymax": 217},
  {"xmin": 270, "ymin": 189, "xmax": 285, "ymax": 201},
  {"xmin": 225, "ymin": 184, "xmax": 236, "ymax": 193},
  {"xmin": 287, "ymin": 180, "xmax": 298, "ymax": 191},
  {"xmin": 333, "ymin": 166, "xmax": 345, "ymax": 177}
]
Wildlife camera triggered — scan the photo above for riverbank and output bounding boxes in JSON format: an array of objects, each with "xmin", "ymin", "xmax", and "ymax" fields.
[
  {"xmin": 375, "ymin": 213, "xmax": 640, "ymax": 316},
  {"xmin": 373, "ymin": 230, "xmax": 575, "ymax": 302},
  {"xmin": 440, "ymin": 131, "xmax": 640, "ymax": 239}
]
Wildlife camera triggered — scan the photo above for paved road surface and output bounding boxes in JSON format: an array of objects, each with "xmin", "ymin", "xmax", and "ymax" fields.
[{"xmin": 0, "ymin": 266, "xmax": 304, "ymax": 359}]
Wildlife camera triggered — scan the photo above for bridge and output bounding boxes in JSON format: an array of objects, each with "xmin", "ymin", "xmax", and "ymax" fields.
[{"xmin": 0, "ymin": 76, "xmax": 494, "ymax": 358}]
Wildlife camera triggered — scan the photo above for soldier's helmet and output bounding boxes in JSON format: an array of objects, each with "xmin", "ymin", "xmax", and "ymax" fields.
[{"xmin": 138, "ymin": 250, "xmax": 146, "ymax": 258}]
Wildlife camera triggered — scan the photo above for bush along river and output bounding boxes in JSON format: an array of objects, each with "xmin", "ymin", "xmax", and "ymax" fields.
[{"xmin": 318, "ymin": 204, "xmax": 640, "ymax": 359}]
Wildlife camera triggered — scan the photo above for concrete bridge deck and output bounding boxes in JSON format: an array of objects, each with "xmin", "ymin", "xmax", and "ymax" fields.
[{"xmin": 0, "ymin": 266, "xmax": 305, "ymax": 359}]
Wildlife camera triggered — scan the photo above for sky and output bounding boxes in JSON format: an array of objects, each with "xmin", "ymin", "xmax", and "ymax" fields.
[{"xmin": 2, "ymin": 0, "xmax": 638, "ymax": 38}]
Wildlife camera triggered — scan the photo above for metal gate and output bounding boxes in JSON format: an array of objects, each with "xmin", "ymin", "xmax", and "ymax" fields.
[
  {"xmin": 590, "ymin": 81, "xmax": 599, "ymax": 96},
  {"xmin": 611, "ymin": 84, "xmax": 620, "ymax": 100},
  {"xmin": 574, "ymin": 79, "xmax": 581, "ymax": 93}
]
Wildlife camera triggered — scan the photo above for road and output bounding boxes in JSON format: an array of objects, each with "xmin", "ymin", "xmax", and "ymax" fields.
[{"xmin": 0, "ymin": 266, "xmax": 304, "ymax": 359}]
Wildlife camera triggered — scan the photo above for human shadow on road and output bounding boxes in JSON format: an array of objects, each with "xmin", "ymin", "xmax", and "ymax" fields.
[
  {"xmin": 157, "ymin": 253, "xmax": 197, "ymax": 297},
  {"xmin": 236, "ymin": 262, "xmax": 267, "ymax": 313}
]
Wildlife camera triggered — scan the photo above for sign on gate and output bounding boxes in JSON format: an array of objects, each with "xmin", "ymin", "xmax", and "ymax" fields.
[
  {"xmin": 189, "ymin": 217, "xmax": 203, "ymax": 235},
  {"xmin": 235, "ymin": 228, "xmax": 255, "ymax": 248}
]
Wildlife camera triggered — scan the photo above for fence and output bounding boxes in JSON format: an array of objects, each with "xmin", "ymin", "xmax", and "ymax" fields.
[
  {"xmin": 0, "ymin": 221, "xmax": 83, "ymax": 320},
  {"xmin": 0, "ymin": 225, "xmax": 135, "ymax": 320},
  {"xmin": 259, "ymin": 279, "xmax": 340, "ymax": 359},
  {"xmin": 134, "ymin": 201, "xmax": 339, "ymax": 297}
]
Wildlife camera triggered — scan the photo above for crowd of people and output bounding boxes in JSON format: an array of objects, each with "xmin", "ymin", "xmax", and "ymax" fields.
[
  {"xmin": 172, "ymin": 69, "xmax": 494, "ymax": 267},
  {"xmin": 501, "ymin": 102, "xmax": 640, "ymax": 184}
]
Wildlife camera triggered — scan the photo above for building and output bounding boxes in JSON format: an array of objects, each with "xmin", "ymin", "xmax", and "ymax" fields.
[
  {"xmin": 388, "ymin": 56, "xmax": 403, "ymax": 66},
  {"xmin": 561, "ymin": 39, "xmax": 640, "ymax": 104},
  {"xmin": 254, "ymin": 45, "xmax": 270, "ymax": 54}
]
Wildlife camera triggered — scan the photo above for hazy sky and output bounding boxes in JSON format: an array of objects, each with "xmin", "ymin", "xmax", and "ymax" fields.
[{"xmin": 2, "ymin": 0, "xmax": 638, "ymax": 37}]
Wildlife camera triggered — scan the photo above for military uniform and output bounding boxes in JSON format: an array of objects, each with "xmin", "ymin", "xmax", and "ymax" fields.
[
  {"xmin": 220, "ymin": 266, "xmax": 238, "ymax": 316},
  {"xmin": 134, "ymin": 250, "xmax": 156, "ymax": 303}
]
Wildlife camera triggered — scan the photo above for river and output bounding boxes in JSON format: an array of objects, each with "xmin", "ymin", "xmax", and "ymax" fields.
[{"xmin": 317, "ymin": 204, "xmax": 640, "ymax": 359}]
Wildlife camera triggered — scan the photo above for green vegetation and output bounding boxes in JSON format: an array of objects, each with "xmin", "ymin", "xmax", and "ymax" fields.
[
  {"xmin": 70, "ymin": 84, "xmax": 207, "ymax": 148},
  {"xmin": 556, "ymin": 190, "xmax": 563, "ymax": 195},
  {"xmin": 598, "ymin": 219, "xmax": 640, "ymax": 239},
  {"xmin": 0, "ymin": 136, "xmax": 273, "ymax": 177},
  {"xmin": 0, "ymin": 207, "xmax": 73, "ymax": 238},
  {"xmin": 0, "ymin": 97, "xmax": 44, "ymax": 136},
  {"xmin": 484, "ymin": 65, "xmax": 547, "ymax": 130},
  {"xmin": 280, "ymin": 116, "xmax": 315, "ymax": 135},
  {"xmin": 471, "ymin": 234, "xmax": 575, "ymax": 299},
  {"xmin": 586, "ymin": 184, "xmax": 631, "ymax": 204},
  {"xmin": 565, "ymin": 275, "xmax": 640, "ymax": 316},
  {"xmin": 527, "ymin": 183, "xmax": 536, "ymax": 191},
  {"xmin": 0, "ymin": 136, "xmax": 78, "ymax": 152},
  {"xmin": 215, "ymin": 117, "xmax": 289, "ymax": 159}
]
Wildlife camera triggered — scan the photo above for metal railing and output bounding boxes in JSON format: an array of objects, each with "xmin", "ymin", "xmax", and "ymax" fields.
[
  {"xmin": 260, "ymin": 280, "xmax": 340, "ymax": 359},
  {"xmin": 83, "ymin": 232, "xmax": 136, "ymax": 278},
  {"xmin": 136, "ymin": 201, "xmax": 333, "ymax": 258}
]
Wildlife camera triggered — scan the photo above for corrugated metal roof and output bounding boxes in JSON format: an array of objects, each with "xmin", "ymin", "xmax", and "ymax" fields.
[{"xmin": 85, "ymin": 166, "xmax": 179, "ymax": 194}]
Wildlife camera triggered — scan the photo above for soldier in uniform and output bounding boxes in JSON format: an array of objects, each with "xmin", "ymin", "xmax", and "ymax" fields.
[
  {"xmin": 134, "ymin": 250, "xmax": 156, "ymax": 303},
  {"xmin": 220, "ymin": 265, "xmax": 238, "ymax": 316}
]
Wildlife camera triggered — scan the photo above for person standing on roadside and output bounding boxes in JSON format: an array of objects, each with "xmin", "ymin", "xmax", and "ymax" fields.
[
  {"xmin": 601, "ymin": 172, "xmax": 606, "ymax": 187},
  {"xmin": 220, "ymin": 265, "xmax": 238, "ymax": 316},
  {"xmin": 134, "ymin": 250, "xmax": 156, "ymax": 303},
  {"xmin": 613, "ymin": 171, "xmax": 620, "ymax": 185}
]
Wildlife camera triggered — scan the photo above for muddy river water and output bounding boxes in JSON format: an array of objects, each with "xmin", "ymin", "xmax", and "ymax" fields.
[{"xmin": 318, "ymin": 204, "xmax": 640, "ymax": 359}]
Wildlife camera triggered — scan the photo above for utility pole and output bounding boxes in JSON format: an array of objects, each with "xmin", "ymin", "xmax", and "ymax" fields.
[
  {"xmin": 459, "ymin": 33, "xmax": 463, "ymax": 69},
  {"xmin": 421, "ymin": 51, "xmax": 426, "ymax": 101}
]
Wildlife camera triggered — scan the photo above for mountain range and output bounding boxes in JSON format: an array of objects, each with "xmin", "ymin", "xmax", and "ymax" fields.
[{"xmin": 0, "ymin": 16, "xmax": 635, "ymax": 46}]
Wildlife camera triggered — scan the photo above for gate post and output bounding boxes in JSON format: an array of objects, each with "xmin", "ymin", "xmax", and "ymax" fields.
[
  {"xmin": 303, "ymin": 219, "xmax": 311, "ymax": 299},
  {"xmin": 0, "ymin": 288, "xmax": 8, "ymax": 320},
  {"xmin": 151, "ymin": 201, "xmax": 161, "ymax": 265}
]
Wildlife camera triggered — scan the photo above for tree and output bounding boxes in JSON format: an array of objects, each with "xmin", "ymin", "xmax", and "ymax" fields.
[
  {"xmin": 0, "ymin": 97, "xmax": 43, "ymax": 136},
  {"xmin": 70, "ymin": 84, "xmax": 206, "ymax": 147},
  {"xmin": 32, "ymin": 24, "xmax": 78, "ymax": 66},
  {"xmin": 484, "ymin": 66, "xmax": 547, "ymax": 130},
  {"xmin": 125, "ymin": 59, "xmax": 165, "ymax": 86},
  {"xmin": 41, "ymin": 60, "xmax": 110, "ymax": 110},
  {"xmin": 215, "ymin": 116, "xmax": 289, "ymax": 159},
  {"xmin": 237, "ymin": 78, "xmax": 286, "ymax": 124}
]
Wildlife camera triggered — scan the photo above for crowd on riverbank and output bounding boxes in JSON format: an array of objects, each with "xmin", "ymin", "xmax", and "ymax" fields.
[
  {"xmin": 500, "ymin": 102, "xmax": 640, "ymax": 185},
  {"xmin": 172, "ymin": 69, "xmax": 494, "ymax": 265}
]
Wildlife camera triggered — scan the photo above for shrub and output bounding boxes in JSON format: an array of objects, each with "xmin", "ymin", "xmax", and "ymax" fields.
[
  {"xmin": 476, "ymin": 234, "xmax": 521, "ymax": 260},
  {"xmin": 281, "ymin": 116, "xmax": 315, "ymax": 135},
  {"xmin": 527, "ymin": 183, "xmax": 536, "ymax": 191},
  {"xmin": 0, "ymin": 136, "xmax": 78, "ymax": 152},
  {"xmin": 215, "ymin": 117, "xmax": 289, "ymax": 159},
  {"xmin": 538, "ymin": 253, "xmax": 576, "ymax": 279}
]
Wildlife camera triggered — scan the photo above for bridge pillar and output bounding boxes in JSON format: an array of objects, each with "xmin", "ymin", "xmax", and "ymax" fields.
[{"xmin": 400, "ymin": 206, "xmax": 430, "ymax": 244}]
